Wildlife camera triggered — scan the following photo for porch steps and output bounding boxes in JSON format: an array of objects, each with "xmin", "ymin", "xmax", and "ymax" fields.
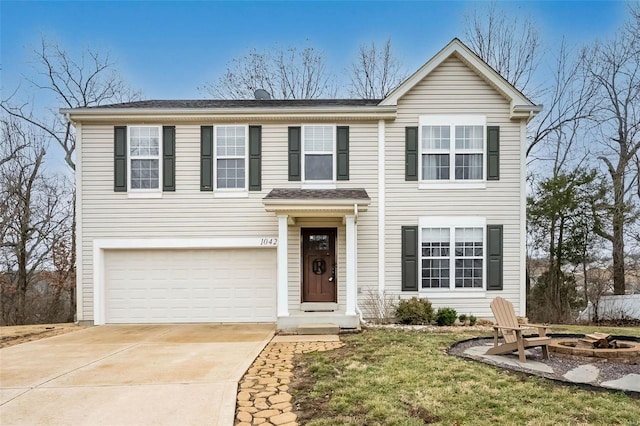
[{"xmin": 297, "ymin": 323, "xmax": 340, "ymax": 335}]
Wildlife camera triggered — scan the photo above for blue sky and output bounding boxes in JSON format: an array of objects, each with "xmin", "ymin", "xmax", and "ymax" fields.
[{"xmin": 1, "ymin": 1, "xmax": 629, "ymax": 101}]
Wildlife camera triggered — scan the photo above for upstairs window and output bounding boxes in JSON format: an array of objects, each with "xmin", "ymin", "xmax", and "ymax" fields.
[
  {"xmin": 420, "ymin": 116, "xmax": 485, "ymax": 182},
  {"xmin": 303, "ymin": 125, "xmax": 334, "ymax": 181},
  {"xmin": 129, "ymin": 126, "xmax": 161, "ymax": 191},
  {"xmin": 215, "ymin": 126, "xmax": 247, "ymax": 190}
]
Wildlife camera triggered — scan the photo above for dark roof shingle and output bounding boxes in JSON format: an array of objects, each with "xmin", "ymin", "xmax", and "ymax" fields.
[
  {"xmin": 264, "ymin": 188, "xmax": 370, "ymax": 200},
  {"xmin": 90, "ymin": 99, "xmax": 382, "ymax": 109}
]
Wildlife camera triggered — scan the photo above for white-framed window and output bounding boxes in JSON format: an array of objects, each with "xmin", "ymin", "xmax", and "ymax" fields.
[
  {"xmin": 215, "ymin": 125, "xmax": 247, "ymax": 190},
  {"xmin": 128, "ymin": 126, "xmax": 162, "ymax": 192},
  {"xmin": 419, "ymin": 217, "xmax": 485, "ymax": 291},
  {"xmin": 302, "ymin": 125, "xmax": 335, "ymax": 182},
  {"xmin": 419, "ymin": 115, "xmax": 485, "ymax": 183}
]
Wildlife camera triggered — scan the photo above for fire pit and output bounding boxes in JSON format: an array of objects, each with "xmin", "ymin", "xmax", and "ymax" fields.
[{"xmin": 549, "ymin": 333, "xmax": 640, "ymax": 364}]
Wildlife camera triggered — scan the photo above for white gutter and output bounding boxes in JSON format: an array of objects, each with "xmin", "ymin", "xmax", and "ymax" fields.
[{"xmin": 60, "ymin": 106, "xmax": 398, "ymax": 123}]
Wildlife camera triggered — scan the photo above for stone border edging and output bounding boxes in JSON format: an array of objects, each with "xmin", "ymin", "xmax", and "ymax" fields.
[
  {"xmin": 235, "ymin": 339, "xmax": 344, "ymax": 425},
  {"xmin": 448, "ymin": 334, "xmax": 640, "ymax": 398}
]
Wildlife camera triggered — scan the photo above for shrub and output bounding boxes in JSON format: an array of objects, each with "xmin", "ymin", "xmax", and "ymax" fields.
[
  {"xmin": 458, "ymin": 314, "xmax": 468, "ymax": 325},
  {"xmin": 468, "ymin": 315, "xmax": 477, "ymax": 326},
  {"xmin": 362, "ymin": 290, "xmax": 397, "ymax": 324},
  {"xmin": 436, "ymin": 307, "xmax": 457, "ymax": 326},
  {"xmin": 394, "ymin": 297, "xmax": 434, "ymax": 325}
]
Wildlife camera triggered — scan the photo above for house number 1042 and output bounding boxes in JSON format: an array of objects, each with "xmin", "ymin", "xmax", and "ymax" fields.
[{"xmin": 260, "ymin": 238, "xmax": 278, "ymax": 246}]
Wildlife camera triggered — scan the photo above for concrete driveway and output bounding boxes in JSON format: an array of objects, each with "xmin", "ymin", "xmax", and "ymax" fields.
[{"xmin": 0, "ymin": 324, "xmax": 275, "ymax": 426}]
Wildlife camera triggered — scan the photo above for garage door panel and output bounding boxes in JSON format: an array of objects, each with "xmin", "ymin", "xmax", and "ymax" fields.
[{"xmin": 104, "ymin": 248, "xmax": 276, "ymax": 323}]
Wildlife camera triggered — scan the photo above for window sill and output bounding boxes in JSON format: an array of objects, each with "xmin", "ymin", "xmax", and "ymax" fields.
[
  {"xmin": 419, "ymin": 291, "xmax": 486, "ymax": 299},
  {"xmin": 301, "ymin": 182, "xmax": 337, "ymax": 190},
  {"xmin": 127, "ymin": 191, "xmax": 163, "ymax": 199},
  {"xmin": 214, "ymin": 191, "xmax": 249, "ymax": 198},
  {"xmin": 418, "ymin": 182, "xmax": 486, "ymax": 190}
]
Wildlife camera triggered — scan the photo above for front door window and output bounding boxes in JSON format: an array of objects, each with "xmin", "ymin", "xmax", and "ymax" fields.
[{"xmin": 302, "ymin": 228, "xmax": 337, "ymax": 302}]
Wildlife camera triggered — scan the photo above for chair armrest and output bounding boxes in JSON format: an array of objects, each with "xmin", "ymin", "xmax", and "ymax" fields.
[
  {"xmin": 493, "ymin": 325, "xmax": 524, "ymax": 331},
  {"xmin": 499, "ymin": 323, "xmax": 550, "ymax": 337},
  {"xmin": 525, "ymin": 323, "xmax": 551, "ymax": 337},
  {"xmin": 525, "ymin": 323, "xmax": 551, "ymax": 330}
]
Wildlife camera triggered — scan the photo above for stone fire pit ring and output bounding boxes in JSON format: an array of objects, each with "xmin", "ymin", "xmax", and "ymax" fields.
[{"xmin": 549, "ymin": 335, "xmax": 640, "ymax": 364}]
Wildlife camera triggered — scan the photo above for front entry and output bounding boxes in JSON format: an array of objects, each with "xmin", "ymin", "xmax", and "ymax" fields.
[{"xmin": 302, "ymin": 228, "xmax": 337, "ymax": 302}]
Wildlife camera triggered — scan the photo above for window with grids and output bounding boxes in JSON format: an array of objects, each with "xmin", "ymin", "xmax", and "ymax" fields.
[
  {"xmin": 421, "ymin": 226, "xmax": 484, "ymax": 290},
  {"xmin": 454, "ymin": 228, "xmax": 483, "ymax": 288},
  {"xmin": 420, "ymin": 117, "xmax": 484, "ymax": 181},
  {"xmin": 129, "ymin": 126, "xmax": 161, "ymax": 190},
  {"xmin": 216, "ymin": 126, "xmax": 246, "ymax": 189},
  {"xmin": 421, "ymin": 228, "xmax": 450, "ymax": 288},
  {"xmin": 303, "ymin": 126, "xmax": 334, "ymax": 181}
]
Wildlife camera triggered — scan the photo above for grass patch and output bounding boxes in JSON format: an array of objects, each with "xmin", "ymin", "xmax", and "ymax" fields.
[
  {"xmin": 291, "ymin": 327, "xmax": 640, "ymax": 425},
  {"xmin": 550, "ymin": 324, "xmax": 640, "ymax": 337}
]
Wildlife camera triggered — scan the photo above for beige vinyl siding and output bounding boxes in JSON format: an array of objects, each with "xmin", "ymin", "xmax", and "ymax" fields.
[
  {"xmin": 384, "ymin": 54, "xmax": 525, "ymax": 317},
  {"xmin": 341, "ymin": 123, "xmax": 379, "ymax": 303},
  {"xmin": 277, "ymin": 122, "xmax": 380, "ymax": 314},
  {"xmin": 80, "ymin": 122, "xmax": 379, "ymax": 321}
]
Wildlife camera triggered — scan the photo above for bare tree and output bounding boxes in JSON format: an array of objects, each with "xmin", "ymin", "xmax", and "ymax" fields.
[
  {"xmin": 463, "ymin": 2, "xmax": 541, "ymax": 96},
  {"xmin": 464, "ymin": 6, "xmax": 597, "ymax": 160},
  {"xmin": 527, "ymin": 41, "xmax": 596, "ymax": 159},
  {"xmin": 1, "ymin": 37, "xmax": 140, "ymax": 323},
  {"xmin": 348, "ymin": 39, "xmax": 406, "ymax": 99},
  {"xmin": 201, "ymin": 45, "xmax": 336, "ymax": 99},
  {"xmin": 587, "ymin": 4, "xmax": 640, "ymax": 294},
  {"xmin": 0, "ymin": 117, "xmax": 72, "ymax": 325},
  {"xmin": 1, "ymin": 37, "xmax": 141, "ymax": 171},
  {"xmin": 586, "ymin": 265, "xmax": 613, "ymax": 323}
]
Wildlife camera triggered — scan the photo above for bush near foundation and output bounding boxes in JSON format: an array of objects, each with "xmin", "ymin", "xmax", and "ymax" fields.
[
  {"xmin": 436, "ymin": 307, "xmax": 458, "ymax": 326},
  {"xmin": 394, "ymin": 297, "xmax": 434, "ymax": 325}
]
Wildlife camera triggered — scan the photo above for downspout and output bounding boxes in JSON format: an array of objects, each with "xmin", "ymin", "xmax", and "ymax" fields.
[{"xmin": 353, "ymin": 203, "xmax": 369, "ymax": 325}]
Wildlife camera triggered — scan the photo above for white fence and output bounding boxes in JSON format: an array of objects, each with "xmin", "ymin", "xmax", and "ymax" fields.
[{"xmin": 578, "ymin": 294, "xmax": 640, "ymax": 321}]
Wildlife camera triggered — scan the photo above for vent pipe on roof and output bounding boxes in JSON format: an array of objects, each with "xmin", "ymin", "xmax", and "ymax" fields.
[{"xmin": 254, "ymin": 89, "xmax": 271, "ymax": 100}]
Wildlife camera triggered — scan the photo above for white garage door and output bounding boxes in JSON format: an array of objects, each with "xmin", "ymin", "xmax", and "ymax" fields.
[{"xmin": 104, "ymin": 248, "xmax": 276, "ymax": 323}]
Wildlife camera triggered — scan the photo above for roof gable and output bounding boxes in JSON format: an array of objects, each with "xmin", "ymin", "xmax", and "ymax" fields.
[{"xmin": 380, "ymin": 38, "xmax": 541, "ymax": 119}]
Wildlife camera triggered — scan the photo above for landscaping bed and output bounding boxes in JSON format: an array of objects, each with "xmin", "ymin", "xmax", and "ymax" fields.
[{"xmin": 449, "ymin": 335, "xmax": 639, "ymax": 390}]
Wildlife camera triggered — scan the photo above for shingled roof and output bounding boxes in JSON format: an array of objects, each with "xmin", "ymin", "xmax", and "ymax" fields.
[
  {"xmin": 264, "ymin": 188, "xmax": 370, "ymax": 200},
  {"xmin": 89, "ymin": 99, "xmax": 383, "ymax": 109}
]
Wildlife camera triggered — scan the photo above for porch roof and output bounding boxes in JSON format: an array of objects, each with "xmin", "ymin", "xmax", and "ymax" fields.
[{"xmin": 263, "ymin": 188, "xmax": 370, "ymax": 219}]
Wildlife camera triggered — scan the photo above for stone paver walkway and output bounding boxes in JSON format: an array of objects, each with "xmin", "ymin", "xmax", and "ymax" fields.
[{"xmin": 235, "ymin": 335, "xmax": 343, "ymax": 426}]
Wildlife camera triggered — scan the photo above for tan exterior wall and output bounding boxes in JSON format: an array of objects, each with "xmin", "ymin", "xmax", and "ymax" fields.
[
  {"xmin": 79, "ymin": 121, "xmax": 379, "ymax": 321},
  {"xmin": 78, "ymin": 54, "xmax": 527, "ymax": 322},
  {"xmin": 383, "ymin": 54, "xmax": 526, "ymax": 317}
]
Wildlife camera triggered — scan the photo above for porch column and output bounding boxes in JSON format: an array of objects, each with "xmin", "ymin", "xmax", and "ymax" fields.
[
  {"xmin": 345, "ymin": 214, "xmax": 357, "ymax": 316},
  {"xmin": 277, "ymin": 215, "xmax": 289, "ymax": 317}
]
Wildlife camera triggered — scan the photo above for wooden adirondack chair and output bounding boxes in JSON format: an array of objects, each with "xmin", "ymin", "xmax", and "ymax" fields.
[{"xmin": 487, "ymin": 297, "xmax": 551, "ymax": 362}]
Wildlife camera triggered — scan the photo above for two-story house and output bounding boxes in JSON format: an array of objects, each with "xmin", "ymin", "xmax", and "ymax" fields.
[{"xmin": 63, "ymin": 39, "xmax": 540, "ymax": 330}]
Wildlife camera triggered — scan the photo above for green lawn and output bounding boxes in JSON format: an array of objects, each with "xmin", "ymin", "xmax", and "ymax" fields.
[{"xmin": 292, "ymin": 327, "xmax": 640, "ymax": 425}]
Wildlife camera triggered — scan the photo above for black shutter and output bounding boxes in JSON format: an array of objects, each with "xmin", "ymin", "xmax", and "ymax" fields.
[
  {"xmin": 401, "ymin": 226, "xmax": 419, "ymax": 291},
  {"xmin": 336, "ymin": 126, "xmax": 349, "ymax": 181},
  {"xmin": 114, "ymin": 126, "xmax": 127, "ymax": 192},
  {"xmin": 200, "ymin": 126, "xmax": 213, "ymax": 191},
  {"xmin": 288, "ymin": 127, "xmax": 301, "ymax": 181},
  {"xmin": 249, "ymin": 125, "xmax": 262, "ymax": 191},
  {"xmin": 405, "ymin": 127, "xmax": 418, "ymax": 181},
  {"xmin": 486, "ymin": 225, "xmax": 503, "ymax": 290},
  {"xmin": 487, "ymin": 126, "xmax": 500, "ymax": 180},
  {"xmin": 162, "ymin": 126, "xmax": 176, "ymax": 191}
]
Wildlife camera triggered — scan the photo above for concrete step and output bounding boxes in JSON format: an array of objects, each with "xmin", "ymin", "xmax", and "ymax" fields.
[{"xmin": 297, "ymin": 323, "xmax": 340, "ymax": 335}]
